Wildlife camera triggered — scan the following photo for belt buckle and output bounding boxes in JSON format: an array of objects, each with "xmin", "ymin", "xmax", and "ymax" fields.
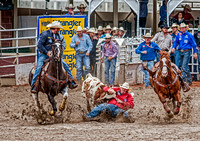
[{"xmin": 180, "ymin": 50, "xmax": 184, "ymax": 53}]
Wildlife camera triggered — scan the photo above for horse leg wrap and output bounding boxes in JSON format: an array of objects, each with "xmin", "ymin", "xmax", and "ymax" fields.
[
  {"xmin": 163, "ymin": 102, "xmax": 171, "ymax": 113},
  {"xmin": 59, "ymin": 98, "xmax": 67, "ymax": 112}
]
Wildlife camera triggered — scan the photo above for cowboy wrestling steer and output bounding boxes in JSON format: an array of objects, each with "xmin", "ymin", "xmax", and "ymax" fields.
[{"xmin": 82, "ymin": 73, "xmax": 116, "ymax": 112}]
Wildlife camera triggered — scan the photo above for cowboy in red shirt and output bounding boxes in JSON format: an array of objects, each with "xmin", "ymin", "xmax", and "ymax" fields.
[{"xmin": 87, "ymin": 82, "xmax": 134, "ymax": 119}]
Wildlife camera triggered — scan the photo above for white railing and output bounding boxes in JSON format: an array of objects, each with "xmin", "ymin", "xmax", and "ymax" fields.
[{"xmin": 0, "ymin": 27, "xmax": 37, "ymax": 77}]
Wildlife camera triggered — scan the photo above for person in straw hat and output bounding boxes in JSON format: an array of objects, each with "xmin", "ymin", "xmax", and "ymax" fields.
[
  {"xmin": 100, "ymin": 25, "xmax": 112, "ymax": 38},
  {"xmin": 31, "ymin": 21, "xmax": 77, "ymax": 93},
  {"xmin": 70, "ymin": 26, "xmax": 93, "ymax": 83},
  {"xmin": 136, "ymin": 33, "xmax": 161, "ymax": 88},
  {"xmin": 118, "ymin": 27, "xmax": 126, "ymax": 38},
  {"xmin": 82, "ymin": 27, "xmax": 89, "ymax": 34},
  {"xmin": 100, "ymin": 33, "xmax": 118, "ymax": 86},
  {"xmin": 65, "ymin": 4, "xmax": 75, "ymax": 16},
  {"xmin": 86, "ymin": 82, "xmax": 134, "ymax": 120},
  {"xmin": 172, "ymin": 23, "xmax": 197, "ymax": 86},
  {"xmin": 87, "ymin": 28, "xmax": 98, "ymax": 76},
  {"xmin": 151, "ymin": 23, "xmax": 172, "ymax": 62},
  {"xmin": 193, "ymin": 25, "xmax": 200, "ymax": 74},
  {"xmin": 111, "ymin": 27, "xmax": 118, "ymax": 37},
  {"xmin": 97, "ymin": 26, "xmax": 104, "ymax": 39},
  {"xmin": 171, "ymin": 23, "xmax": 180, "ymax": 67},
  {"xmin": 75, "ymin": 3, "xmax": 87, "ymax": 16}
]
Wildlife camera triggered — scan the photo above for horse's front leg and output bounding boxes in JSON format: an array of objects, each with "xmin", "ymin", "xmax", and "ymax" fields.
[
  {"xmin": 32, "ymin": 93, "xmax": 43, "ymax": 124},
  {"xmin": 173, "ymin": 90, "xmax": 181, "ymax": 115},
  {"xmin": 157, "ymin": 92, "xmax": 174, "ymax": 118},
  {"xmin": 59, "ymin": 86, "xmax": 68, "ymax": 112},
  {"xmin": 47, "ymin": 92, "xmax": 57, "ymax": 116}
]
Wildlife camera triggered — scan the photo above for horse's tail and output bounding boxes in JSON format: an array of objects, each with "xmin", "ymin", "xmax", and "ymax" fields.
[{"xmin": 28, "ymin": 67, "xmax": 35, "ymax": 86}]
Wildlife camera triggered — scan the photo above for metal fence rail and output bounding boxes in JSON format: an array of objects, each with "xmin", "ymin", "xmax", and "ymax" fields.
[{"xmin": 0, "ymin": 27, "xmax": 37, "ymax": 77}]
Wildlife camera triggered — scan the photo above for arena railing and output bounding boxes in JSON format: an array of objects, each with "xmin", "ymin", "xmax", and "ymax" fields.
[{"xmin": 0, "ymin": 27, "xmax": 37, "ymax": 78}]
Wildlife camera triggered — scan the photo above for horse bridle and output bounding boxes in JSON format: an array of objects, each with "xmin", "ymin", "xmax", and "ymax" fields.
[{"xmin": 52, "ymin": 40, "xmax": 63, "ymax": 61}]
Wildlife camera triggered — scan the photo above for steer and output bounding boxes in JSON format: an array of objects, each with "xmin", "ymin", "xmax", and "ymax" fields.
[{"xmin": 82, "ymin": 73, "xmax": 116, "ymax": 112}]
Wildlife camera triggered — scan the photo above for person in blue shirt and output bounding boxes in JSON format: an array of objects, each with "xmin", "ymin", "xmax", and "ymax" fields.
[
  {"xmin": 171, "ymin": 23, "xmax": 180, "ymax": 67},
  {"xmin": 65, "ymin": 4, "xmax": 75, "ymax": 16},
  {"xmin": 136, "ymin": 33, "xmax": 161, "ymax": 88},
  {"xmin": 158, "ymin": 0, "xmax": 167, "ymax": 28},
  {"xmin": 194, "ymin": 25, "xmax": 200, "ymax": 74},
  {"xmin": 70, "ymin": 26, "xmax": 93, "ymax": 83},
  {"xmin": 171, "ymin": 23, "xmax": 198, "ymax": 85},
  {"xmin": 31, "ymin": 21, "xmax": 77, "ymax": 93},
  {"xmin": 75, "ymin": 3, "xmax": 87, "ymax": 16}
]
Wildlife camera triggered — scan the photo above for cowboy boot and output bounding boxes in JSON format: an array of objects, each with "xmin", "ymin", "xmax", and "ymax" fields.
[
  {"xmin": 68, "ymin": 80, "xmax": 78, "ymax": 89},
  {"xmin": 178, "ymin": 76, "xmax": 190, "ymax": 92}
]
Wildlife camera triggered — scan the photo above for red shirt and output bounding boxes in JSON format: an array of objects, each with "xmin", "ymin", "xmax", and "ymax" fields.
[{"xmin": 104, "ymin": 87, "xmax": 134, "ymax": 110}]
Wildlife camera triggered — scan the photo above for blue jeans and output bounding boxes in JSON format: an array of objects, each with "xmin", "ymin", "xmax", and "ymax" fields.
[
  {"xmin": 76, "ymin": 52, "xmax": 90, "ymax": 81},
  {"xmin": 179, "ymin": 50, "xmax": 192, "ymax": 84},
  {"xmin": 197, "ymin": 49, "xmax": 200, "ymax": 73},
  {"xmin": 31, "ymin": 54, "xmax": 73, "ymax": 87},
  {"xmin": 175, "ymin": 50, "xmax": 180, "ymax": 69},
  {"xmin": 156, "ymin": 51, "xmax": 161, "ymax": 62},
  {"xmin": 105, "ymin": 57, "xmax": 117, "ymax": 85},
  {"xmin": 87, "ymin": 103, "xmax": 128, "ymax": 118},
  {"xmin": 142, "ymin": 61, "xmax": 154, "ymax": 87}
]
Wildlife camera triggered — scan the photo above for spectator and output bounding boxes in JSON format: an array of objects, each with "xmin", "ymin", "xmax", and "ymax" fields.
[
  {"xmin": 194, "ymin": 25, "xmax": 200, "ymax": 74},
  {"xmin": 75, "ymin": 3, "xmax": 87, "ymax": 16},
  {"xmin": 171, "ymin": 23, "xmax": 197, "ymax": 85},
  {"xmin": 70, "ymin": 26, "xmax": 93, "ymax": 83},
  {"xmin": 171, "ymin": 23, "xmax": 180, "ymax": 67},
  {"xmin": 175, "ymin": 12, "xmax": 185, "ymax": 25},
  {"xmin": 97, "ymin": 26, "xmax": 104, "ymax": 39},
  {"xmin": 139, "ymin": 0, "xmax": 149, "ymax": 28},
  {"xmin": 168, "ymin": 28, "xmax": 172, "ymax": 35},
  {"xmin": 136, "ymin": 33, "xmax": 161, "ymax": 88},
  {"xmin": 151, "ymin": 23, "xmax": 172, "ymax": 61},
  {"xmin": 82, "ymin": 28, "xmax": 88, "ymax": 34},
  {"xmin": 111, "ymin": 27, "xmax": 118, "ymax": 37},
  {"xmin": 65, "ymin": 4, "xmax": 75, "ymax": 16},
  {"xmin": 158, "ymin": 0, "xmax": 167, "ymax": 28},
  {"xmin": 86, "ymin": 82, "xmax": 134, "ymax": 120},
  {"xmin": 118, "ymin": 27, "xmax": 126, "ymax": 38},
  {"xmin": 183, "ymin": 4, "xmax": 194, "ymax": 25},
  {"xmin": 100, "ymin": 25, "xmax": 112, "ymax": 38},
  {"xmin": 87, "ymin": 28, "xmax": 98, "ymax": 76},
  {"xmin": 100, "ymin": 34, "xmax": 118, "ymax": 86}
]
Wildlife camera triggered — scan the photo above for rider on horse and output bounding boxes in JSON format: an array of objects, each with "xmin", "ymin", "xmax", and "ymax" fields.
[{"xmin": 31, "ymin": 21, "xmax": 77, "ymax": 93}]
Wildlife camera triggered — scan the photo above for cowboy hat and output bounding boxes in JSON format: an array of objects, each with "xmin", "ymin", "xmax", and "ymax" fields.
[
  {"xmin": 112, "ymin": 27, "xmax": 118, "ymax": 31},
  {"xmin": 47, "ymin": 21, "xmax": 64, "ymax": 29},
  {"xmin": 82, "ymin": 27, "xmax": 89, "ymax": 31},
  {"xmin": 168, "ymin": 28, "xmax": 172, "ymax": 33},
  {"xmin": 171, "ymin": 23, "xmax": 179, "ymax": 28},
  {"xmin": 142, "ymin": 33, "xmax": 153, "ymax": 38},
  {"xmin": 103, "ymin": 25, "xmax": 112, "ymax": 32},
  {"xmin": 77, "ymin": 3, "xmax": 87, "ymax": 9},
  {"xmin": 105, "ymin": 33, "xmax": 112, "ymax": 39},
  {"xmin": 76, "ymin": 26, "xmax": 83, "ymax": 32},
  {"xmin": 97, "ymin": 26, "xmax": 103, "ymax": 31},
  {"xmin": 183, "ymin": 4, "xmax": 192, "ymax": 12},
  {"xmin": 160, "ymin": 23, "xmax": 169, "ymax": 29},
  {"xmin": 87, "ymin": 28, "xmax": 95, "ymax": 33},
  {"xmin": 65, "ymin": 4, "xmax": 75, "ymax": 10},
  {"xmin": 179, "ymin": 23, "xmax": 188, "ymax": 28},
  {"xmin": 120, "ymin": 82, "xmax": 130, "ymax": 90}
]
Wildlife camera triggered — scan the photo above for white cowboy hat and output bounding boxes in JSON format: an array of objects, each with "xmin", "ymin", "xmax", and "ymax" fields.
[
  {"xmin": 171, "ymin": 23, "xmax": 179, "ymax": 28},
  {"xmin": 103, "ymin": 25, "xmax": 112, "ymax": 32},
  {"xmin": 65, "ymin": 4, "xmax": 75, "ymax": 10},
  {"xmin": 179, "ymin": 23, "xmax": 188, "ymax": 28},
  {"xmin": 105, "ymin": 33, "xmax": 112, "ymax": 39},
  {"xmin": 142, "ymin": 33, "xmax": 153, "ymax": 38},
  {"xmin": 47, "ymin": 21, "xmax": 64, "ymax": 29},
  {"xmin": 120, "ymin": 82, "xmax": 130, "ymax": 90},
  {"xmin": 118, "ymin": 27, "xmax": 125, "ymax": 32},
  {"xmin": 112, "ymin": 27, "xmax": 118, "ymax": 31},
  {"xmin": 97, "ymin": 26, "xmax": 103, "ymax": 31},
  {"xmin": 168, "ymin": 28, "xmax": 172, "ymax": 32},
  {"xmin": 76, "ymin": 26, "xmax": 83, "ymax": 32},
  {"xmin": 77, "ymin": 3, "xmax": 87, "ymax": 9},
  {"xmin": 87, "ymin": 28, "xmax": 95, "ymax": 33},
  {"xmin": 82, "ymin": 27, "xmax": 89, "ymax": 31}
]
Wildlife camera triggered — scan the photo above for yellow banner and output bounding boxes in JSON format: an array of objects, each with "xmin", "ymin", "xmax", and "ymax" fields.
[{"xmin": 38, "ymin": 16, "xmax": 87, "ymax": 76}]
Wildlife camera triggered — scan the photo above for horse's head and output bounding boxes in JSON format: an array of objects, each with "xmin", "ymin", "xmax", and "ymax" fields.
[
  {"xmin": 160, "ymin": 51, "xmax": 171, "ymax": 78},
  {"xmin": 52, "ymin": 39, "xmax": 63, "ymax": 61}
]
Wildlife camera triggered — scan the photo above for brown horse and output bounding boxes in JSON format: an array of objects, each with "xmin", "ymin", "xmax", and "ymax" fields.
[
  {"xmin": 143, "ymin": 51, "xmax": 181, "ymax": 118},
  {"xmin": 29, "ymin": 40, "xmax": 70, "ymax": 123}
]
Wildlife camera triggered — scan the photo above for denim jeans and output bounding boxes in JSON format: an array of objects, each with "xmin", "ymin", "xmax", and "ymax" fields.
[
  {"xmin": 76, "ymin": 52, "xmax": 90, "ymax": 81},
  {"xmin": 31, "ymin": 53, "xmax": 73, "ymax": 87},
  {"xmin": 156, "ymin": 51, "xmax": 161, "ymax": 62},
  {"xmin": 197, "ymin": 49, "xmax": 200, "ymax": 73},
  {"xmin": 87, "ymin": 103, "xmax": 128, "ymax": 118},
  {"xmin": 179, "ymin": 50, "xmax": 192, "ymax": 84},
  {"xmin": 105, "ymin": 57, "xmax": 117, "ymax": 85},
  {"xmin": 175, "ymin": 50, "xmax": 180, "ymax": 69},
  {"xmin": 141, "ymin": 61, "xmax": 154, "ymax": 87}
]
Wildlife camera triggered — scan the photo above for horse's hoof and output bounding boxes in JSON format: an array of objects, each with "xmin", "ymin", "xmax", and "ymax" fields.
[
  {"xmin": 174, "ymin": 108, "xmax": 180, "ymax": 115},
  {"xmin": 49, "ymin": 110, "xmax": 56, "ymax": 116},
  {"xmin": 168, "ymin": 111, "xmax": 174, "ymax": 118}
]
